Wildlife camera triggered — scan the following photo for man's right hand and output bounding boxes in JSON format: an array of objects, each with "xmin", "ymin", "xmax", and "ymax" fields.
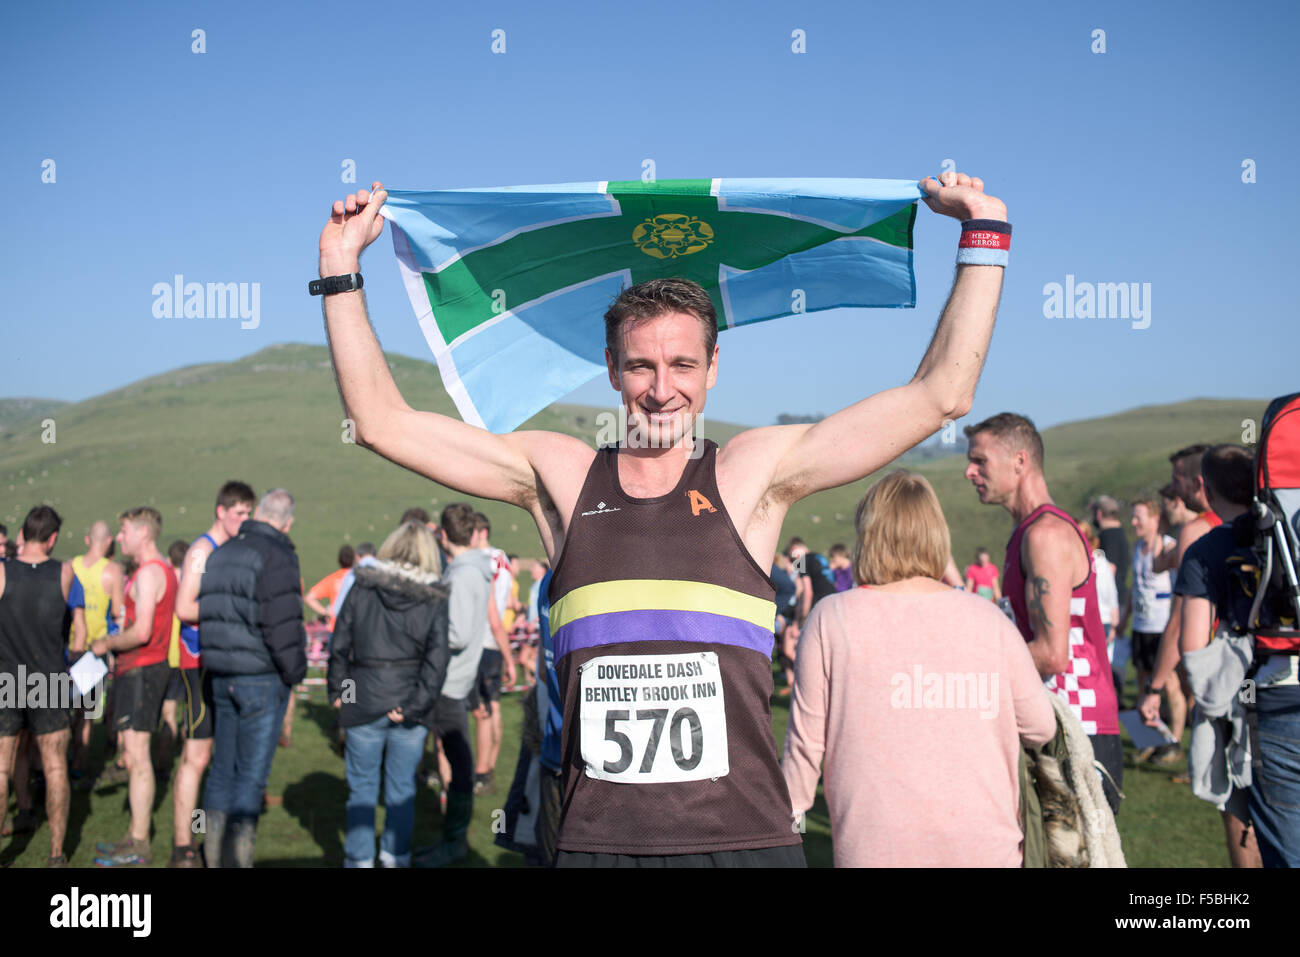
[
  {"xmin": 319, "ymin": 181, "xmax": 387, "ymax": 276},
  {"xmin": 1139, "ymin": 692, "xmax": 1162, "ymax": 725}
]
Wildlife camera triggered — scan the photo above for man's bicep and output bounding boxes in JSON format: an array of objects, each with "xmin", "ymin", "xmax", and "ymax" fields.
[
  {"xmin": 771, "ymin": 382, "xmax": 947, "ymax": 501},
  {"xmin": 1180, "ymin": 596, "xmax": 1214, "ymax": 653},
  {"xmin": 1022, "ymin": 525, "xmax": 1075, "ymax": 645},
  {"xmin": 365, "ymin": 404, "xmax": 538, "ymax": 506}
]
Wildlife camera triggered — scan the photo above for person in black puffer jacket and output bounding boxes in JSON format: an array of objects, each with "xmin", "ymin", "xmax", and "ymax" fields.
[
  {"xmin": 198, "ymin": 489, "xmax": 307, "ymax": 868},
  {"xmin": 328, "ymin": 521, "xmax": 449, "ymax": 868}
]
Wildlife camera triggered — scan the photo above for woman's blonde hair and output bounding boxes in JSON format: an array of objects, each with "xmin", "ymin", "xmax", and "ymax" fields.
[
  {"xmin": 852, "ymin": 469, "xmax": 951, "ymax": 586},
  {"xmin": 377, "ymin": 521, "xmax": 443, "ymax": 578},
  {"xmin": 1076, "ymin": 518, "xmax": 1100, "ymax": 552}
]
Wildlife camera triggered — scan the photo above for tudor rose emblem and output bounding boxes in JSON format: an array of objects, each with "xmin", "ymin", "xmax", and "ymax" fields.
[{"xmin": 633, "ymin": 214, "xmax": 715, "ymax": 260}]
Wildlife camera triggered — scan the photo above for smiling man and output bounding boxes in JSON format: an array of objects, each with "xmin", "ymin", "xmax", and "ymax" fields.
[{"xmin": 318, "ymin": 171, "xmax": 1009, "ymax": 866}]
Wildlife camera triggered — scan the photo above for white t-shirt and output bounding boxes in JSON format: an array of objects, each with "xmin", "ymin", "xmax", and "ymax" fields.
[
  {"xmin": 1092, "ymin": 549, "xmax": 1119, "ymax": 630},
  {"xmin": 1131, "ymin": 535, "xmax": 1176, "ymax": 633}
]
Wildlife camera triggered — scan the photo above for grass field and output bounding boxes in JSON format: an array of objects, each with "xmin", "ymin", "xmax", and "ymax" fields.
[{"xmin": 0, "ymin": 663, "xmax": 1230, "ymax": 868}]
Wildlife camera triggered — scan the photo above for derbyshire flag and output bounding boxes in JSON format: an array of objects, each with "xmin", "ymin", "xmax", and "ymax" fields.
[{"xmin": 380, "ymin": 178, "xmax": 922, "ymax": 433}]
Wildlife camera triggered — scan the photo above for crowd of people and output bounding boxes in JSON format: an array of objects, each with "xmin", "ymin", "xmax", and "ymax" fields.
[
  {"xmin": 776, "ymin": 419, "xmax": 1298, "ymax": 868},
  {"xmin": 0, "ymin": 483, "xmax": 556, "ymax": 869}
]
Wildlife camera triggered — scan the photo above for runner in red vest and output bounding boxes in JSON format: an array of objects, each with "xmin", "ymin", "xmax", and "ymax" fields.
[
  {"xmin": 90, "ymin": 506, "xmax": 178, "ymax": 866},
  {"xmin": 964, "ymin": 413, "xmax": 1122, "ymax": 812}
]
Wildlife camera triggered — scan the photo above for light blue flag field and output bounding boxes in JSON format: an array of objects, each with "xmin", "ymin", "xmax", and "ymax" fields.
[{"xmin": 379, "ymin": 177, "xmax": 923, "ymax": 433}]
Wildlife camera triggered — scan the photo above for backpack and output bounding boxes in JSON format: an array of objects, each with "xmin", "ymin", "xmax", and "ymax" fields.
[{"xmin": 1244, "ymin": 392, "xmax": 1300, "ymax": 657}]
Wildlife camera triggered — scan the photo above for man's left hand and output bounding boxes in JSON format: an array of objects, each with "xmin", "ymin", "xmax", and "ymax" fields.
[{"xmin": 919, "ymin": 171, "xmax": 1007, "ymax": 221}]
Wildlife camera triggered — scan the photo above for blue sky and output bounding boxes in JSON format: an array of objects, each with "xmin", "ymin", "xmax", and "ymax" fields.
[{"xmin": 4, "ymin": 0, "xmax": 1297, "ymax": 431}]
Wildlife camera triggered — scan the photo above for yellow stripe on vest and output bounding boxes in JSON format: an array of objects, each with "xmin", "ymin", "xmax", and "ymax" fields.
[{"xmin": 550, "ymin": 579, "xmax": 776, "ymax": 633}]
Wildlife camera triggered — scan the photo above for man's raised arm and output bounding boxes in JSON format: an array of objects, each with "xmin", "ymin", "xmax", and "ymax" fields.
[
  {"xmin": 762, "ymin": 172, "xmax": 1007, "ymax": 502},
  {"xmin": 318, "ymin": 182, "xmax": 546, "ymax": 508}
]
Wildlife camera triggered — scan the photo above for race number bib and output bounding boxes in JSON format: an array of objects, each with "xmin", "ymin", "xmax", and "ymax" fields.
[{"xmin": 579, "ymin": 651, "xmax": 728, "ymax": 784}]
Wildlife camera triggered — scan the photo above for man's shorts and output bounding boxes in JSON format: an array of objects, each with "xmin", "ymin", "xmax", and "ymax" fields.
[
  {"xmin": 113, "ymin": 660, "xmax": 170, "ymax": 733},
  {"xmin": 429, "ymin": 694, "xmax": 470, "ymax": 742},
  {"xmin": 1132, "ymin": 631, "xmax": 1164, "ymax": 675},
  {"xmin": 0, "ymin": 672, "xmax": 70, "ymax": 736},
  {"xmin": 1090, "ymin": 733, "xmax": 1124, "ymax": 816},
  {"xmin": 178, "ymin": 667, "xmax": 214, "ymax": 740},
  {"xmin": 477, "ymin": 649, "xmax": 504, "ymax": 706},
  {"xmin": 164, "ymin": 667, "xmax": 187, "ymax": 703}
]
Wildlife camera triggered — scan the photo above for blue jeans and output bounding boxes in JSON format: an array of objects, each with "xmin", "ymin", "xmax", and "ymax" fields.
[
  {"xmin": 205, "ymin": 673, "xmax": 289, "ymax": 821},
  {"xmin": 344, "ymin": 716, "xmax": 429, "ymax": 867},
  {"xmin": 1249, "ymin": 693, "xmax": 1300, "ymax": 867}
]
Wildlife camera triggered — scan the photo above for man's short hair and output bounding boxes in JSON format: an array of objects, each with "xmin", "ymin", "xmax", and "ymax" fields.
[
  {"xmin": 963, "ymin": 412, "xmax": 1044, "ymax": 470},
  {"xmin": 167, "ymin": 539, "xmax": 189, "ymax": 567},
  {"xmin": 256, "ymin": 489, "xmax": 294, "ymax": 525},
  {"xmin": 1090, "ymin": 495, "xmax": 1120, "ymax": 520},
  {"xmin": 1170, "ymin": 443, "xmax": 1212, "ymax": 479},
  {"xmin": 22, "ymin": 506, "xmax": 62, "ymax": 546},
  {"xmin": 784, "ymin": 536, "xmax": 806, "ymax": 555},
  {"xmin": 216, "ymin": 480, "xmax": 256, "ymax": 516},
  {"xmin": 0, "ymin": 523, "xmax": 7, "ymax": 538},
  {"xmin": 355, "ymin": 541, "xmax": 376, "ymax": 558},
  {"xmin": 1159, "ymin": 481, "xmax": 1181, "ymax": 502},
  {"xmin": 473, "ymin": 512, "xmax": 491, "ymax": 536},
  {"xmin": 604, "ymin": 278, "xmax": 717, "ymax": 364},
  {"xmin": 976, "ymin": 546, "xmax": 990, "ymax": 558},
  {"xmin": 118, "ymin": 506, "xmax": 162, "ymax": 541},
  {"xmin": 828, "ymin": 543, "xmax": 849, "ymax": 560},
  {"xmin": 441, "ymin": 504, "xmax": 478, "ymax": 547},
  {"xmin": 337, "ymin": 544, "xmax": 356, "ymax": 568},
  {"xmin": 1202, "ymin": 445, "xmax": 1254, "ymax": 508},
  {"xmin": 1132, "ymin": 497, "xmax": 1160, "ymax": 518},
  {"xmin": 400, "ymin": 507, "xmax": 432, "ymax": 526}
]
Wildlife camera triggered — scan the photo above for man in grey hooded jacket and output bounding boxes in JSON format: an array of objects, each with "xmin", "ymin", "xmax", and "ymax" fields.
[{"xmin": 415, "ymin": 502, "xmax": 493, "ymax": 867}]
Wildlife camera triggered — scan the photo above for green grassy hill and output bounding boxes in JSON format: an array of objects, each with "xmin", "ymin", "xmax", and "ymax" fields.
[
  {"xmin": 0, "ymin": 342, "xmax": 1268, "ymax": 587},
  {"xmin": 0, "ymin": 398, "xmax": 67, "ymax": 436}
]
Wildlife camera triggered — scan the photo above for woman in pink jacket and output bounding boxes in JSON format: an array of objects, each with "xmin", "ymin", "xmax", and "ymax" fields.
[{"xmin": 781, "ymin": 469, "xmax": 1056, "ymax": 867}]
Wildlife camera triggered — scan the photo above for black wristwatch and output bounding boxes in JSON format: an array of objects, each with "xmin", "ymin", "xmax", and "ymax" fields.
[
  {"xmin": 1143, "ymin": 681, "xmax": 1158, "ymax": 696},
  {"xmin": 309, "ymin": 273, "xmax": 363, "ymax": 296}
]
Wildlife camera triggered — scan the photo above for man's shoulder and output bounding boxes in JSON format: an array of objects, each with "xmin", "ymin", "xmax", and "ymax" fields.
[
  {"xmin": 1183, "ymin": 525, "xmax": 1234, "ymax": 565},
  {"xmin": 1023, "ymin": 510, "xmax": 1082, "ymax": 549}
]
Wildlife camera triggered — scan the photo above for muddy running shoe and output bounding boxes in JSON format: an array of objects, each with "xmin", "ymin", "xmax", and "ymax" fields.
[
  {"xmin": 168, "ymin": 845, "xmax": 202, "ymax": 868},
  {"xmin": 94, "ymin": 836, "xmax": 151, "ymax": 867},
  {"xmin": 46, "ymin": 854, "xmax": 69, "ymax": 868},
  {"xmin": 96, "ymin": 763, "xmax": 129, "ymax": 788},
  {"xmin": 1152, "ymin": 744, "xmax": 1185, "ymax": 766}
]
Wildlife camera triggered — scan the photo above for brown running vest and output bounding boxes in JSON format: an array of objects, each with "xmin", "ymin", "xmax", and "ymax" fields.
[{"xmin": 548, "ymin": 440, "xmax": 801, "ymax": 854}]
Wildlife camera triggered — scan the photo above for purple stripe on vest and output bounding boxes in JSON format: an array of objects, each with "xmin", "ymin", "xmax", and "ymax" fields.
[{"xmin": 554, "ymin": 608, "xmax": 775, "ymax": 661}]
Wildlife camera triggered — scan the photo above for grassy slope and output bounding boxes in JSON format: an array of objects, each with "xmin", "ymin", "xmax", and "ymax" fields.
[{"xmin": 0, "ymin": 342, "xmax": 1266, "ymax": 588}]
